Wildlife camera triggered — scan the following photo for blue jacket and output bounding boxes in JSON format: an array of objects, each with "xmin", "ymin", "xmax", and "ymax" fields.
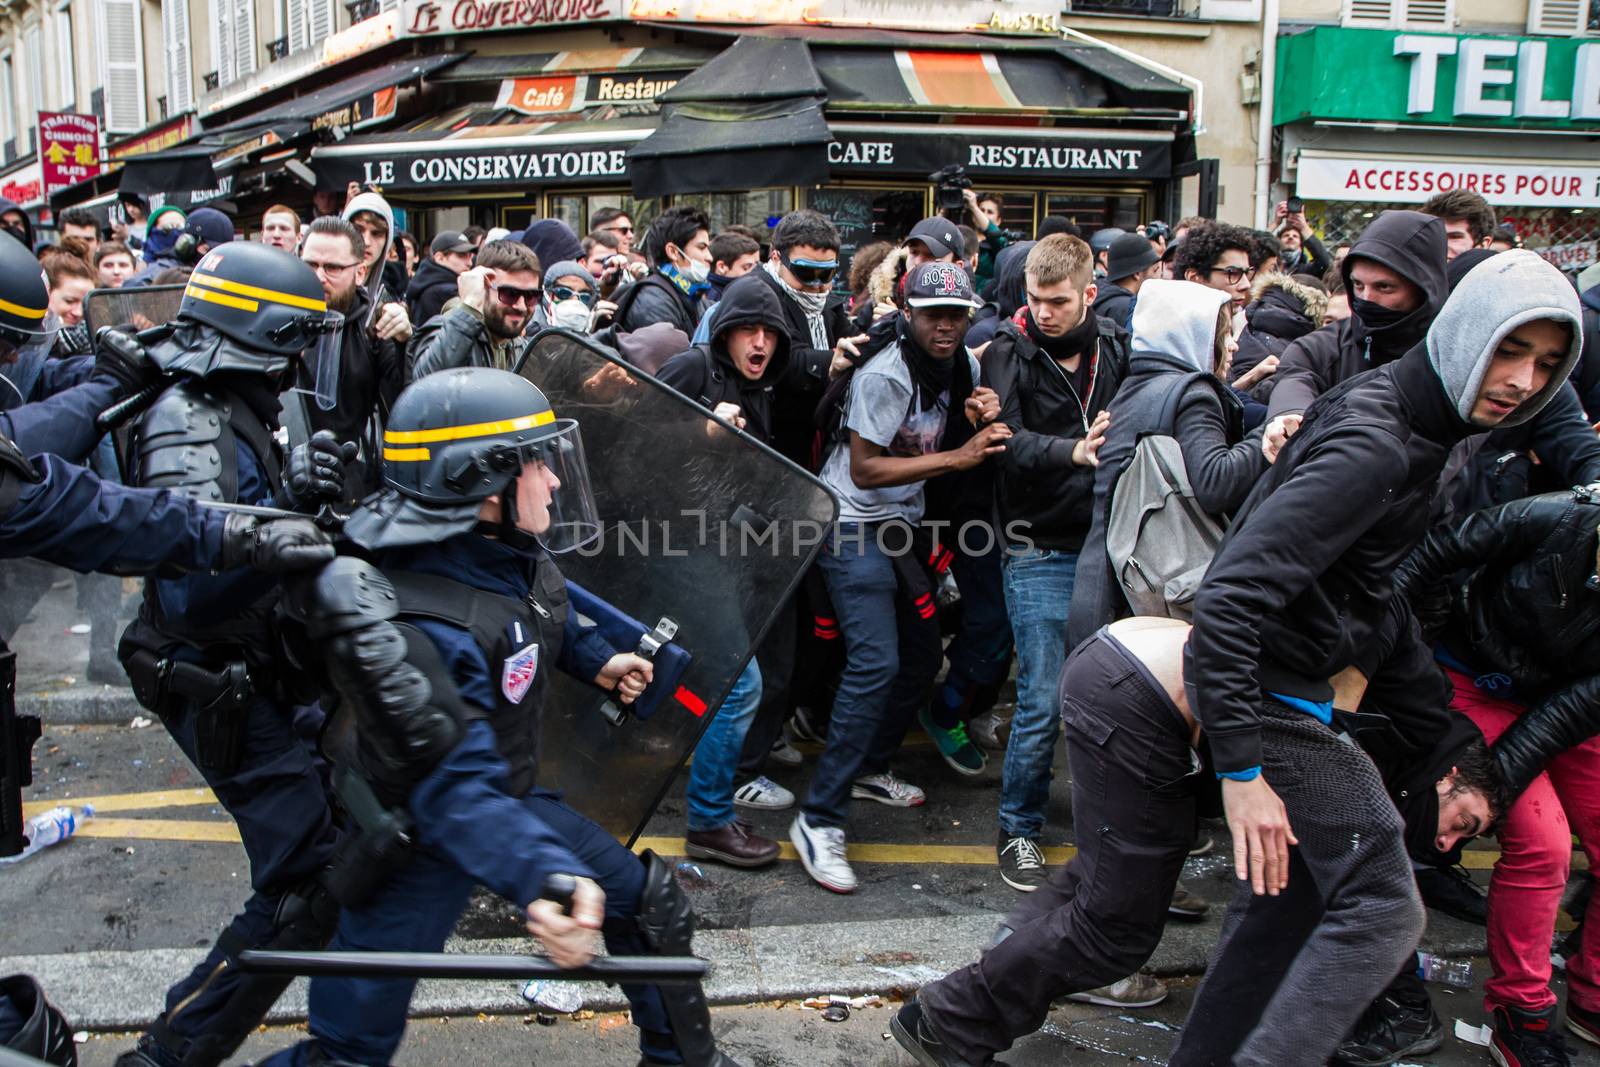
[{"xmin": 381, "ymin": 533, "xmax": 617, "ymax": 905}]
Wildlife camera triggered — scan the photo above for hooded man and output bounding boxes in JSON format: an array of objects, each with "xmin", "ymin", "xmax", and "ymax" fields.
[
  {"xmin": 657, "ymin": 273, "xmax": 792, "ymax": 445},
  {"xmin": 125, "ymin": 205, "xmax": 189, "ymax": 286},
  {"xmin": 1230, "ymin": 271, "xmax": 1327, "ymax": 399},
  {"xmin": 0, "ymin": 198, "xmax": 34, "ymax": 249},
  {"xmin": 1168, "ymin": 250, "xmax": 1585, "ymax": 1067},
  {"xmin": 965, "ymin": 240, "xmax": 1033, "ymax": 350},
  {"xmin": 341, "ymin": 192, "xmax": 413, "ymax": 348}
]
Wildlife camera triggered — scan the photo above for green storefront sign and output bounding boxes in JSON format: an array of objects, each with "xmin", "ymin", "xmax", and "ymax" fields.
[{"xmin": 1274, "ymin": 26, "xmax": 1600, "ymax": 130}]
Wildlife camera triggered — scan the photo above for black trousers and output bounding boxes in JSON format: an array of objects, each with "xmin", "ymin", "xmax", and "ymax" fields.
[{"xmin": 918, "ymin": 630, "xmax": 1199, "ymax": 1061}]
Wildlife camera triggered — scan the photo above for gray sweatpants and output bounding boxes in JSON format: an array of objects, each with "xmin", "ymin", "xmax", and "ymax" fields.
[{"xmin": 1169, "ymin": 702, "xmax": 1426, "ymax": 1067}]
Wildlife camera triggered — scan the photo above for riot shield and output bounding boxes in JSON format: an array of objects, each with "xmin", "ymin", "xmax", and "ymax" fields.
[
  {"xmin": 515, "ymin": 330, "xmax": 838, "ymax": 843},
  {"xmin": 83, "ymin": 285, "xmax": 185, "ymax": 337}
]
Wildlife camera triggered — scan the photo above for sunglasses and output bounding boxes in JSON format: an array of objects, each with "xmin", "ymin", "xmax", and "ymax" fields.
[
  {"xmin": 1210, "ymin": 265, "xmax": 1256, "ymax": 285},
  {"xmin": 782, "ymin": 256, "xmax": 838, "ymax": 287},
  {"xmin": 602, "ymin": 224, "xmax": 634, "ymax": 235},
  {"xmin": 490, "ymin": 282, "xmax": 542, "ymax": 308},
  {"xmin": 549, "ymin": 285, "xmax": 596, "ymax": 307}
]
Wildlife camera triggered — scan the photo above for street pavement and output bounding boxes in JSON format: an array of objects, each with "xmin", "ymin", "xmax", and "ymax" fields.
[{"xmin": 4, "ymin": 566, "xmax": 1599, "ymax": 1065}]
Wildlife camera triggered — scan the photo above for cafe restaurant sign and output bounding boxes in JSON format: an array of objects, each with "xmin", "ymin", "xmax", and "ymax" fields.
[
  {"xmin": 1275, "ymin": 27, "xmax": 1600, "ymax": 130},
  {"xmin": 403, "ymin": 0, "xmax": 1058, "ymax": 36}
]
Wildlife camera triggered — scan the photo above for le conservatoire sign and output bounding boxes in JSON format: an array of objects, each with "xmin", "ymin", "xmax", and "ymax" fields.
[{"xmin": 313, "ymin": 129, "xmax": 1171, "ymax": 190}]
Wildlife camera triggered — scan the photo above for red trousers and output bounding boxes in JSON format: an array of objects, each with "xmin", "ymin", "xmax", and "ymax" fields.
[{"xmin": 1449, "ymin": 667, "xmax": 1600, "ymax": 1014}]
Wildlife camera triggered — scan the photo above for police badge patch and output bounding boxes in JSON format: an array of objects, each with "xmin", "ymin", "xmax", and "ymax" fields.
[{"xmin": 502, "ymin": 642, "xmax": 540, "ymax": 703}]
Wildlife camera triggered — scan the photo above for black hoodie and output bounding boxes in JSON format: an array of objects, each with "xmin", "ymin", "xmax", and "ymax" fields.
[
  {"xmin": 966, "ymin": 240, "xmax": 1034, "ymax": 349},
  {"xmin": 655, "ymin": 274, "xmax": 792, "ymax": 444},
  {"xmin": 405, "ymin": 258, "xmax": 463, "ymax": 327},
  {"xmin": 1267, "ymin": 210, "xmax": 1447, "ymax": 419},
  {"xmin": 0, "ymin": 197, "xmax": 35, "ymax": 250}
]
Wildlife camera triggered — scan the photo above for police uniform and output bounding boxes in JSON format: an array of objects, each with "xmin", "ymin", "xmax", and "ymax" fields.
[
  {"xmin": 261, "ymin": 367, "xmax": 741, "ymax": 1067},
  {"xmin": 113, "ymin": 244, "xmax": 351, "ymax": 1067}
]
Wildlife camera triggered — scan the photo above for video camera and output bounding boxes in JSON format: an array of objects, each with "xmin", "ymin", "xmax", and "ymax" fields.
[{"xmin": 930, "ymin": 164, "xmax": 973, "ymax": 214}]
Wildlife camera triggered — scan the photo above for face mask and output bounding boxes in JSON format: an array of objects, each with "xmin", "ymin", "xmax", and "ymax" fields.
[
  {"xmin": 143, "ymin": 227, "xmax": 180, "ymax": 259},
  {"xmin": 682, "ymin": 257, "xmax": 711, "ymax": 286},
  {"xmin": 550, "ymin": 298, "xmax": 591, "ymax": 331},
  {"xmin": 1350, "ymin": 296, "xmax": 1412, "ymax": 330}
]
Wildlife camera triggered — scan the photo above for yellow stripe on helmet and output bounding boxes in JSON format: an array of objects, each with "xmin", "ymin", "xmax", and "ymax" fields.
[
  {"xmin": 185, "ymin": 285, "xmax": 259, "ymax": 313},
  {"xmin": 0, "ymin": 296, "xmax": 47, "ymax": 320},
  {"xmin": 384, "ymin": 410, "xmax": 555, "ymax": 445},
  {"xmin": 382, "ymin": 446, "xmax": 431, "ymax": 461},
  {"xmin": 189, "ymin": 270, "xmax": 328, "ymax": 312}
]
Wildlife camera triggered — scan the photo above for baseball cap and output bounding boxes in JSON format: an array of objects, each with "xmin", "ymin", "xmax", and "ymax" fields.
[
  {"xmin": 183, "ymin": 207, "xmax": 235, "ymax": 247},
  {"xmin": 905, "ymin": 261, "xmax": 980, "ymax": 310},
  {"xmin": 905, "ymin": 217, "xmax": 962, "ymax": 261},
  {"xmin": 1105, "ymin": 232, "xmax": 1159, "ymax": 281},
  {"xmin": 430, "ymin": 230, "xmax": 475, "ymax": 255}
]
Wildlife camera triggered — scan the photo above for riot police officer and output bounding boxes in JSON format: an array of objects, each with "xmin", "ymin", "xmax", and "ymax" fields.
[
  {"xmin": 113, "ymin": 243, "xmax": 356, "ymax": 1067},
  {"xmin": 258, "ymin": 367, "xmax": 743, "ymax": 1067}
]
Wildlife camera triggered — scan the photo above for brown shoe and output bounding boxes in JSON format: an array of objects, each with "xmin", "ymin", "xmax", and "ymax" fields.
[{"xmin": 685, "ymin": 820, "xmax": 780, "ymax": 868}]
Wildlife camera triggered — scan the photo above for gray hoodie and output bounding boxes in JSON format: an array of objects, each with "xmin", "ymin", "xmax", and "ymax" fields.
[
  {"xmin": 1129, "ymin": 278, "xmax": 1229, "ymax": 373},
  {"xmin": 1426, "ymin": 249, "xmax": 1583, "ymax": 428}
]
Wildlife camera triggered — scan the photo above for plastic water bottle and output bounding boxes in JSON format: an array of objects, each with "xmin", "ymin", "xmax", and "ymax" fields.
[
  {"xmin": 0, "ymin": 805, "xmax": 93, "ymax": 864},
  {"xmin": 1416, "ymin": 951, "xmax": 1472, "ymax": 989}
]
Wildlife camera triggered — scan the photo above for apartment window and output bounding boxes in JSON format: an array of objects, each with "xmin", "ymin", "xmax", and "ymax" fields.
[
  {"xmin": 95, "ymin": 0, "xmax": 146, "ymax": 132},
  {"xmin": 1340, "ymin": 0, "xmax": 1454, "ymax": 29},
  {"xmin": 163, "ymin": 2, "xmax": 193, "ymax": 114},
  {"xmin": 1527, "ymin": 0, "xmax": 1595, "ymax": 35},
  {"xmin": 1, "ymin": 52, "xmax": 15, "ymax": 152},
  {"xmin": 212, "ymin": 0, "xmax": 258, "ymax": 88},
  {"xmin": 53, "ymin": 3, "xmax": 74, "ymax": 109},
  {"xmin": 287, "ymin": 0, "xmax": 336, "ymax": 55}
]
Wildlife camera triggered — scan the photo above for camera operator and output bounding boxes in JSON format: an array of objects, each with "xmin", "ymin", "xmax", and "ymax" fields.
[{"xmin": 963, "ymin": 187, "xmax": 1015, "ymax": 293}]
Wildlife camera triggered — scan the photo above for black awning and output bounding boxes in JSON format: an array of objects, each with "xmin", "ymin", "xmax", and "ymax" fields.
[
  {"xmin": 436, "ymin": 44, "xmax": 720, "ymax": 82},
  {"xmin": 212, "ymin": 52, "xmax": 466, "ymax": 133},
  {"xmin": 658, "ymin": 37, "xmax": 824, "ymax": 102},
  {"xmin": 116, "ymin": 146, "xmax": 218, "ymax": 195},
  {"xmin": 627, "ymin": 99, "xmax": 832, "ymax": 197}
]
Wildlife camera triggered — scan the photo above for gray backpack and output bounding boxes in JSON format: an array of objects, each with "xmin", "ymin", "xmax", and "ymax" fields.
[{"xmin": 1105, "ymin": 374, "xmax": 1227, "ymax": 619}]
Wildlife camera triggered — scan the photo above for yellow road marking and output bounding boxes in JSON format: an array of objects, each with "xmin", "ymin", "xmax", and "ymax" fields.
[
  {"xmin": 23, "ymin": 787, "xmax": 218, "ymax": 818},
  {"xmin": 633, "ymin": 836, "xmax": 1079, "ymax": 866},
  {"xmin": 78, "ymin": 817, "xmax": 241, "ymax": 843}
]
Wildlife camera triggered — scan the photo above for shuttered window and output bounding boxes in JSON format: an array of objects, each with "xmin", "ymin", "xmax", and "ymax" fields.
[
  {"xmin": 1527, "ymin": 0, "xmax": 1592, "ymax": 35},
  {"xmin": 287, "ymin": 0, "xmax": 335, "ymax": 56},
  {"xmin": 212, "ymin": 0, "xmax": 257, "ymax": 88},
  {"xmin": 53, "ymin": 3, "xmax": 74, "ymax": 110},
  {"xmin": 95, "ymin": 0, "xmax": 144, "ymax": 133},
  {"xmin": 1341, "ymin": 0, "xmax": 1455, "ymax": 28},
  {"xmin": 164, "ymin": 2, "xmax": 193, "ymax": 115}
]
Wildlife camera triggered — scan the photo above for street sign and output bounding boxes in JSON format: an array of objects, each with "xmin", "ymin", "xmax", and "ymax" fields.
[{"xmin": 38, "ymin": 111, "xmax": 102, "ymax": 202}]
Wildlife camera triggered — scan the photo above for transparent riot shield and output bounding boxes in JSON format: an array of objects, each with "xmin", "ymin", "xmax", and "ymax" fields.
[
  {"xmin": 83, "ymin": 286, "xmax": 187, "ymax": 482},
  {"xmin": 516, "ymin": 329, "xmax": 838, "ymax": 843},
  {"xmin": 83, "ymin": 285, "xmax": 185, "ymax": 337}
]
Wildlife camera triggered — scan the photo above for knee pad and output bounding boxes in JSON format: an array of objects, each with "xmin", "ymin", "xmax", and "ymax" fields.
[
  {"xmin": 0, "ymin": 974, "xmax": 78, "ymax": 1066},
  {"xmin": 636, "ymin": 850, "xmax": 696, "ymax": 956}
]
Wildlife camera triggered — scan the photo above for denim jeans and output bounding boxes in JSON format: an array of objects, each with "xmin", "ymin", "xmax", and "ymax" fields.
[
  {"xmin": 944, "ymin": 538, "xmax": 1014, "ymax": 694},
  {"xmin": 999, "ymin": 547, "xmax": 1078, "ymax": 840},
  {"xmin": 803, "ymin": 523, "xmax": 942, "ymax": 829},
  {"xmin": 686, "ymin": 657, "xmax": 762, "ymax": 832}
]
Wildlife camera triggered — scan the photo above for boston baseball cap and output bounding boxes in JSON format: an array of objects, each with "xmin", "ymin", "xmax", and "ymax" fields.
[
  {"xmin": 906, "ymin": 217, "xmax": 962, "ymax": 261},
  {"xmin": 905, "ymin": 261, "xmax": 980, "ymax": 309},
  {"xmin": 430, "ymin": 230, "xmax": 475, "ymax": 255}
]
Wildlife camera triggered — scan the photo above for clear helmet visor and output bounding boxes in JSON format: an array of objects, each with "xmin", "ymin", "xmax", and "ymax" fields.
[
  {"xmin": 1, "ymin": 309, "xmax": 62, "ymax": 363},
  {"xmin": 288, "ymin": 310, "xmax": 346, "ymax": 411},
  {"xmin": 524, "ymin": 419, "xmax": 601, "ymax": 554}
]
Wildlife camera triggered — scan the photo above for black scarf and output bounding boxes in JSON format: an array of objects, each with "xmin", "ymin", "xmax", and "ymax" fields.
[
  {"xmin": 896, "ymin": 316, "xmax": 974, "ymax": 453},
  {"xmin": 1401, "ymin": 784, "xmax": 1449, "ymax": 866},
  {"xmin": 1025, "ymin": 308, "xmax": 1097, "ymax": 398}
]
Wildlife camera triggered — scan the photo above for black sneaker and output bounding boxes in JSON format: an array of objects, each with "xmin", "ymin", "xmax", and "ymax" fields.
[
  {"xmin": 997, "ymin": 832, "xmax": 1047, "ymax": 891},
  {"xmin": 890, "ymin": 998, "xmax": 990, "ymax": 1067},
  {"xmin": 1333, "ymin": 992, "xmax": 1444, "ymax": 1065},
  {"xmin": 1491, "ymin": 1004, "xmax": 1571, "ymax": 1067},
  {"xmin": 1416, "ymin": 864, "xmax": 1487, "ymax": 925}
]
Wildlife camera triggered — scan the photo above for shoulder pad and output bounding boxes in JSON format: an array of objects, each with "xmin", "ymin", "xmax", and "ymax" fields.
[
  {"xmin": 280, "ymin": 556, "xmax": 400, "ymax": 639},
  {"xmin": 133, "ymin": 381, "xmax": 230, "ymax": 501}
]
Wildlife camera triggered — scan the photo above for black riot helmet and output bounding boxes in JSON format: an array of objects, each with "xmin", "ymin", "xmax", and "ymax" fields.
[
  {"xmin": 344, "ymin": 367, "xmax": 601, "ymax": 553},
  {"xmin": 148, "ymin": 242, "xmax": 340, "ymax": 381},
  {"xmin": 0, "ymin": 231, "xmax": 58, "ymax": 362},
  {"xmin": 0, "ymin": 974, "xmax": 78, "ymax": 1065}
]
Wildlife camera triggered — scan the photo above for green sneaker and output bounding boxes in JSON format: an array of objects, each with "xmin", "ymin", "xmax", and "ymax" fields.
[{"xmin": 919, "ymin": 707, "xmax": 988, "ymax": 777}]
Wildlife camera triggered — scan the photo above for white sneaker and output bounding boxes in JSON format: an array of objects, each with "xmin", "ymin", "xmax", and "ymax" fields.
[
  {"xmin": 734, "ymin": 775, "xmax": 795, "ymax": 811},
  {"xmin": 790, "ymin": 813, "xmax": 856, "ymax": 893},
  {"xmin": 768, "ymin": 737, "xmax": 803, "ymax": 767},
  {"xmin": 850, "ymin": 772, "xmax": 926, "ymax": 807},
  {"xmin": 1065, "ymin": 973, "xmax": 1169, "ymax": 1008}
]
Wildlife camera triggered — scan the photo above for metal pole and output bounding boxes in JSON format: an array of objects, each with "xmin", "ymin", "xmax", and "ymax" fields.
[{"xmin": 1254, "ymin": 0, "xmax": 1281, "ymax": 230}]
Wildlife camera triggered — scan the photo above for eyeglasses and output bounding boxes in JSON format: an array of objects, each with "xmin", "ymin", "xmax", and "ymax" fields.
[
  {"xmin": 549, "ymin": 285, "xmax": 596, "ymax": 307},
  {"xmin": 601, "ymin": 224, "xmax": 634, "ymax": 236},
  {"xmin": 1209, "ymin": 265, "xmax": 1256, "ymax": 285},
  {"xmin": 782, "ymin": 256, "xmax": 838, "ymax": 287},
  {"xmin": 490, "ymin": 282, "xmax": 542, "ymax": 308},
  {"xmin": 303, "ymin": 259, "xmax": 360, "ymax": 278}
]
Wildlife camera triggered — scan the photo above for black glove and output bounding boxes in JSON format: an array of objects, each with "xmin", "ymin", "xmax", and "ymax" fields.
[
  {"xmin": 219, "ymin": 513, "xmax": 335, "ymax": 572},
  {"xmin": 282, "ymin": 430, "xmax": 359, "ymax": 510},
  {"xmin": 93, "ymin": 327, "xmax": 162, "ymax": 394}
]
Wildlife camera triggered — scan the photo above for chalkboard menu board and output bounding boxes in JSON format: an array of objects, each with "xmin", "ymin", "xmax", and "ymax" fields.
[{"xmin": 807, "ymin": 186, "xmax": 926, "ymax": 292}]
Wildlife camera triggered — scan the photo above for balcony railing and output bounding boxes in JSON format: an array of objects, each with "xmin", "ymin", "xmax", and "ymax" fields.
[
  {"xmin": 1068, "ymin": 0, "xmax": 1184, "ymax": 15},
  {"xmin": 346, "ymin": 0, "xmax": 382, "ymax": 21}
]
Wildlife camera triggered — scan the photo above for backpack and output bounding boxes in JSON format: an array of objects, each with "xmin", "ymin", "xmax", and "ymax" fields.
[{"xmin": 1105, "ymin": 372, "xmax": 1227, "ymax": 619}]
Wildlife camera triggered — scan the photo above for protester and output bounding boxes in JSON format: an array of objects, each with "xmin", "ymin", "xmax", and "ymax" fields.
[
  {"xmin": 611, "ymin": 206, "xmax": 712, "ymax": 336},
  {"xmin": 394, "ymin": 230, "xmax": 420, "ymax": 278},
  {"xmin": 522, "ymin": 220, "xmax": 585, "ymax": 283},
  {"xmin": 847, "ymin": 241, "xmax": 893, "ymax": 317},
  {"xmin": 1175, "ymin": 221, "xmax": 1256, "ymax": 317},
  {"xmin": 1250, "ymin": 230, "xmax": 1281, "ymax": 277},
  {"xmin": 1323, "ymin": 265, "xmax": 1350, "ymax": 322},
  {"xmin": 1422, "ymin": 188, "xmax": 1497, "ymax": 260},
  {"xmin": 124, "ymin": 205, "xmax": 187, "ymax": 285},
  {"xmin": 706, "ymin": 230, "xmax": 761, "ymax": 306},
  {"xmin": 0, "ymin": 197, "xmax": 34, "ymax": 249},
  {"xmin": 41, "ymin": 252, "xmax": 93, "ymax": 356},
  {"xmin": 410, "ymin": 239, "xmax": 542, "ymax": 378},
  {"xmin": 1092, "ymin": 231, "xmax": 1161, "ymax": 329},
  {"xmin": 1274, "ymin": 203, "xmax": 1332, "ymax": 277},
  {"xmin": 854, "ymin": 218, "xmax": 964, "ymax": 330},
  {"xmin": 407, "ymin": 230, "xmax": 476, "ymax": 326},
  {"xmin": 462, "ymin": 224, "xmax": 487, "ymax": 251},
  {"xmin": 57, "ymin": 207, "xmax": 100, "ymax": 260},
  {"xmin": 1229, "ymin": 271, "xmax": 1327, "ymax": 399},
  {"xmin": 533, "ymin": 259, "xmax": 602, "ymax": 333},
  {"xmin": 343, "ymin": 193, "xmax": 408, "ymax": 303},
  {"xmin": 94, "ymin": 241, "xmax": 137, "ymax": 288},
  {"xmin": 965, "ymin": 241, "xmax": 1033, "ymax": 350},
  {"xmin": 260, "ymin": 205, "xmax": 301, "ymax": 251},
  {"xmin": 590, "ymin": 206, "xmax": 636, "ymax": 255},
  {"xmin": 1169, "ymin": 251, "xmax": 1582, "ymax": 1067}
]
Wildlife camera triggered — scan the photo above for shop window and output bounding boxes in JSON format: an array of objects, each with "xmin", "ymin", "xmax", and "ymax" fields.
[
  {"xmin": 546, "ymin": 192, "xmax": 659, "ymax": 243},
  {"xmin": 1043, "ymin": 192, "xmax": 1147, "ymax": 240},
  {"xmin": 671, "ymin": 189, "xmax": 793, "ymax": 244},
  {"xmin": 807, "ymin": 186, "xmax": 926, "ymax": 293}
]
